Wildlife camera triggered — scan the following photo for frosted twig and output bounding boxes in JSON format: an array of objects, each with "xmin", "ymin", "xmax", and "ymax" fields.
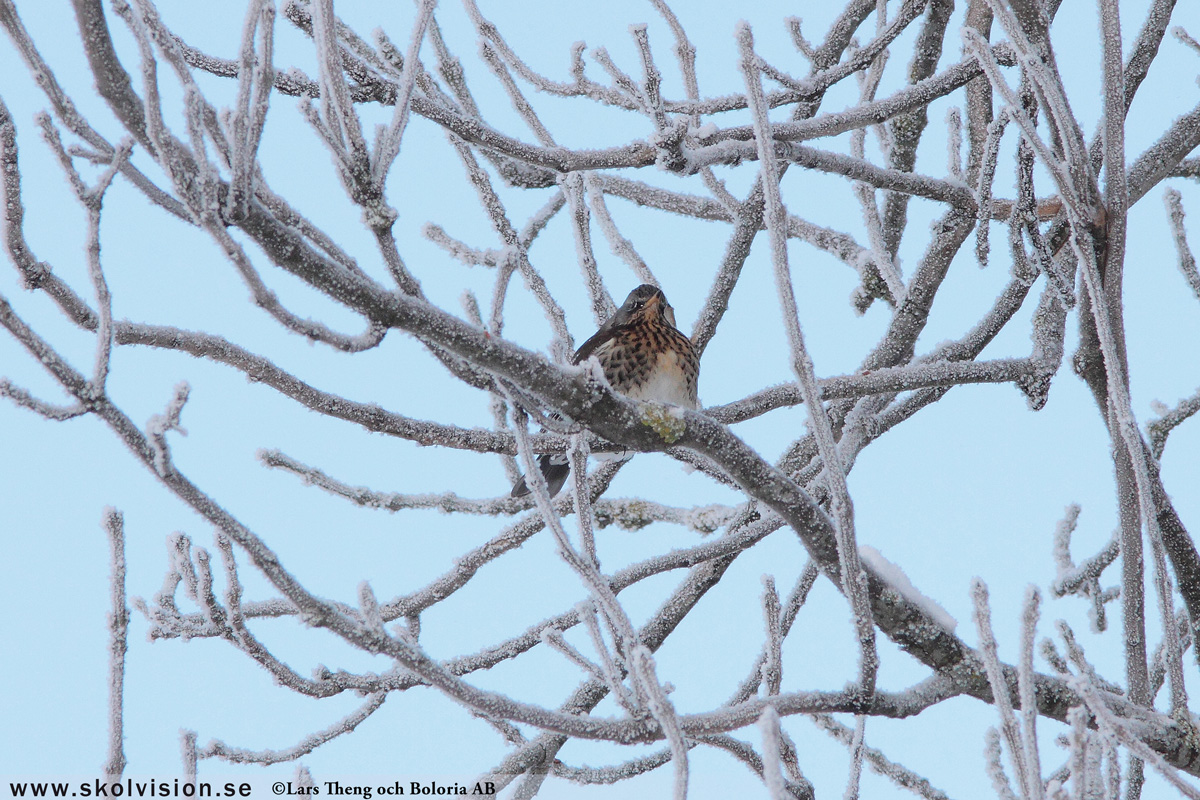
[
  {"xmin": 1018, "ymin": 587, "xmax": 1045, "ymax": 800},
  {"xmin": 263, "ymin": 449, "xmax": 528, "ymax": 513},
  {"xmin": 845, "ymin": 716, "xmax": 867, "ymax": 800},
  {"xmin": 1174, "ymin": 26, "xmax": 1200, "ymax": 58},
  {"xmin": 631, "ymin": 644, "xmax": 690, "ymax": 800},
  {"xmin": 0, "ymin": 378, "xmax": 85, "ymax": 420},
  {"xmin": 478, "ymin": 39, "xmax": 555, "ymax": 147},
  {"xmin": 461, "ymin": 190, "xmax": 565, "ymax": 330},
  {"xmin": 972, "ymin": 580, "xmax": 1033, "ymax": 798},
  {"xmin": 593, "ymin": 498, "xmax": 738, "ymax": 534},
  {"xmin": 961, "ymin": 30, "xmax": 1081, "ymax": 217},
  {"xmin": 473, "ymin": 493, "xmax": 765, "ymax": 793},
  {"xmin": 578, "ymin": 601, "xmax": 641, "ymax": 715},
  {"xmin": 1068, "ymin": 706, "xmax": 1089, "ymax": 800},
  {"xmin": 1051, "ymin": 511, "xmax": 1121, "ymax": 634},
  {"xmin": 420, "ymin": 13, "xmax": 477, "ymax": 114},
  {"xmin": 378, "ymin": 459, "xmax": 623, "ymax": 620},
  {"xmin": 198, "ymin": 692, "xmax": 387, "ymax": 764},
  {"xmin": 168, "ymin": 532, "xmax": 199, "ymax": 605},
  {"xmin": 447, "ymin": 137, "xmax": 572, "ymax": 356},
  {"xmin": 740, "ymin": 22, "xmax": 877, "ymax": 694},
  {"xmin": 103, "ymin": 509, "xmax": 128, "ymax": 782},
  {"xmin": 210, "ymin": 532, "xmax": 342, "ymax": 698},
  {"xmin": 552, "ymin": 748, "xmax": 676, "ymax": 784},
  {"xmin": 696, "ymin": 732, "xmax": 813, "ymax": 798},
  {"xmin": 180, "ymin": 89, "xmax": 222, "ymax": 218},
  {"xmin": 181, "ymin": 730, "xmax": 197, "ymax": 782},
  {"xmin": 785, "ymin": 17, "xmax": 816, "ymax": 60},
  {"xmin": 690, "ymin": 180, "xmax": 765, "ymax": 356},
  {"xmin": 569, "ymin": 434, "xmax": 598, "ymax": 567},
  {"xmin": 0, "ymin": 1, "xmax": 120, "ymax": 156},
  {"xmin": 369, "ymin": 0, "xmax": 435, "ymax": 189},
  {"xmin": 294, "ymin": 767, "xmax": 316, "ymax": 792},
  {"xmin": 586, "ymin": 175, "xmax": 657, "ymax": 286},
  {"xmin": 114, "ymin": 0, "xmax": 171, "ymax": 162},
  {"xmin": 1170, "ymin": 158, "xmax": 1200, "ymax": 179},
  {"xmin": 1012, "ymin": 129, "xmax": 1073, "ymax": 306},
  {"xmin": 157, "ymin": 502, "xmax": 758, "ymax": 688},
  {"xmin": 631, "ymin": 24, "xmax": 668, "ymax": 131},
  {"xmin": 590, "ymin": 46, "xmax": 645, "ymax": 108},
  {"xmin": 509, "ymin": 403, "xmax": 684, "ymax": 777},
  {"xmin": 985, "ymin": 727, "xmax": 1020, "ymax": 800},
  {"xmin": 701, "ymin": 40, "xmax": 1014, "ymax": 144},
  {"xmin": 649, "ymin": 0, "xmax": 699, "ymax": 121},
  {"xmin": 731, "ymin": 558, "xmax": 818, "ymax": 706},
  {"xmin": 975, "ymin": 112, "xmax": 1009, "ymax": 267},
  {"xmin": 992, "ymin": 2, "xmax": 1178, "ymax": 744},
  {"xmin": 1145, "ymin": 507, "xmax": 1189, "ymax": 718},
  {"xmin": 849, "ymin": 42, "xmax": 903, "ymax": 306},
  {"xmin": 310, "ymin": 0, "xmax": 368, "ymax": 173},
  {"xmin": 759, "ymin": 706, "xmax": 789, "ymax": 800},
  {"xmin": 982, "ymin": 0, "xmax": 1100, "ymax": 218},
  {"xmin": 593, "ymin": 173, "xmax": 870, "ymax": 270},
  {"xmin": 1065, "ymin": 650, "xmax": 1200, "ymax": 799},
  {"xmin": 0, "ymin": 96, "xmax": 100, "ymax": 326},
  {"xmin": 192, "ymin": 546, "xmax": 228, "ymax": 637},
  {"xmin": 473, "ymin": 711, "xmax": 525, "ymax": 746},
  {"xmin": 423, "ymin": 223, "xmax": 500, "ymax": 267},
  {"xmin": 1097, "ymin": 0, "xmax": 1129, "ymax": 303},
  {"xmin": 760, "ymin": 576, "xmax": 783, "ymax": 696},
  {"xmin": 80, "ymin": 139, "xmax": 133, "ymax": 392},
  {"xmin": 876, "ymin": 0, "xmax": 954, "ymax": 257},
  {"xmin": 520, "ymin": 189, "xmax": 568, "ymax": 245},
  {"xmin": 251, "ymin": 182, "xmax": 368, "ymax": 277},
  {"xmin": 373, "ymin": 224, "xmax": 430, "ymax": 298},
  {"xmin": 1164, "ymin": 188, "xmax": 1200, "ymax": 304},
  {"xmin": 1051, "ymin": 506, "xmax": 1119, "ymax": 584},
  {"xmin": 120, "ymin": 322, "xmax": 524, "ymax": 452},
  {"xmin": 947, "ymin": 106, "xmax": 964, "ymax": 181},
  {"xmin": 540, "ymin": 627, "xmax": 607, "ymax": 684},
  {"xmin": 461, "ymin": 0, "xmax": 634, "ymax": 110},
  {"xmin": 811, "ymin": 714, "xmax": 953, "ymax": 800},
  {"xmin": 205, "ymin": 222, "xmax": 385, "ymax": 351},
  {"xmin": 1149, "ymin": 611, "xmax": 1193, "ymax": 700},
  {"xmin": 35, "ymin": 112, "xmax": 87, "ymax": 199},
  {"xmin": 564, "ymin": 173, "xmax": 616, "ymax": 323},
  {"xmin": 146, "ymin": 382, "xmax": 190, "ymax": 477},
  {"xmin": 724, "ymin": 142, "xmax": 977, "ymax": 209},
  {"xmin": 226, "ymin": 0, "xmax": 274, "ymax": 221},
  {"xmin": 1147, "ymin": 388, "xmax": 1200, "ymax": 460}
]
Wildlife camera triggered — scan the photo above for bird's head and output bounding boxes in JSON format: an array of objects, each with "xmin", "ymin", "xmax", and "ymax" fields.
[{"xmin": 617, "ymin": 284, "xmax": 677, "ymax": 328}]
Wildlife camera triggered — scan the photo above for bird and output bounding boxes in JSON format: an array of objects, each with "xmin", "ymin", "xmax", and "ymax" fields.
[{"xmin": 511, "ymin": 284, "xmax": 700, "ymax": 498}]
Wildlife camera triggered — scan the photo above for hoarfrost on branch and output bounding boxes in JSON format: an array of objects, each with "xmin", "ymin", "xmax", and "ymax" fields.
[{"xmin": 2, "ymin": 0, "xmax": 1200, "ymax": 796}]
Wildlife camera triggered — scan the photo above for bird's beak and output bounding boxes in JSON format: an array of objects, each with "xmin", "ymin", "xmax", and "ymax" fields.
[{"xmin": 644, "ymin": 293, "xmax": 675, "ymax": 326}]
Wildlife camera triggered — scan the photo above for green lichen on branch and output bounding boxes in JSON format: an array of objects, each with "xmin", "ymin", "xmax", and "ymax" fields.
[{"xmin": 638, "ymin": 403, "xmax": 687, "ymax": 443}]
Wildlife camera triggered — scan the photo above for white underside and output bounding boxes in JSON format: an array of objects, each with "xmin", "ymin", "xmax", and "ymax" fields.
[{"xmin": 623, "ymin": 351, "xmax": 697, "ymax": 409}]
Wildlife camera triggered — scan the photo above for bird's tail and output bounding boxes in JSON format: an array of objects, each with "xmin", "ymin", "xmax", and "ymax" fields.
[{"xmin": 511, "ymin": 454, "xmax": 571, "ymax": 498}]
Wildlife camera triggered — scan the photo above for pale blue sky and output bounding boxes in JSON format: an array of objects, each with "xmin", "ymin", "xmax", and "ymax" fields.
[{"xmin": 2, "ymin": 1, "xmax": 1200, "ymax": 797}]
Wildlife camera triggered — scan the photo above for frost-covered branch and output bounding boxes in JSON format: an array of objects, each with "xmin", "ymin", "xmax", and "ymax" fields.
[
  {"xmin": 103, "ymin": 509, "xmax": 128, "ymax": 783},
  {"xmin": 6, "ymin": 0, "xmax": 1200, "ymax": 791}
]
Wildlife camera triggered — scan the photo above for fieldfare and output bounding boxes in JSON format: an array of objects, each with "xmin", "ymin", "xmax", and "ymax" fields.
[{"xmin": 512, "ymin": 284, "xmax": 700, "ymax": 498}]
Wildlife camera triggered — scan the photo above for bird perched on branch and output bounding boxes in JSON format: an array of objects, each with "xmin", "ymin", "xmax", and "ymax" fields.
[{"xmin": 511, "ymin": 284, "xmax": 700, "ymax": 498}]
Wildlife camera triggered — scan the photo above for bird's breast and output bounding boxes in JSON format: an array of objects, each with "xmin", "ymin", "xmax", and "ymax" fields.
[
  {"xmin": 623, "ymin": 349, "xmax": 698, "ymax": 409},
  {"xmin": 594, "ymin": 325, "xmax": 698, "ymax": 409}
]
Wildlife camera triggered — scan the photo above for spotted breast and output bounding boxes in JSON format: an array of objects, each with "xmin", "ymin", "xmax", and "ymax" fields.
[{"xmin": 511, "ymin": 284, "xmax": 699, "ymax": 497}]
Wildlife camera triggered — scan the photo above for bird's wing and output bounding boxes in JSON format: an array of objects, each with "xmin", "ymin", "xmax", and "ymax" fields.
[{"xmin": 572, "ymin": 319, "xmax": 624, "ymax": 364}]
